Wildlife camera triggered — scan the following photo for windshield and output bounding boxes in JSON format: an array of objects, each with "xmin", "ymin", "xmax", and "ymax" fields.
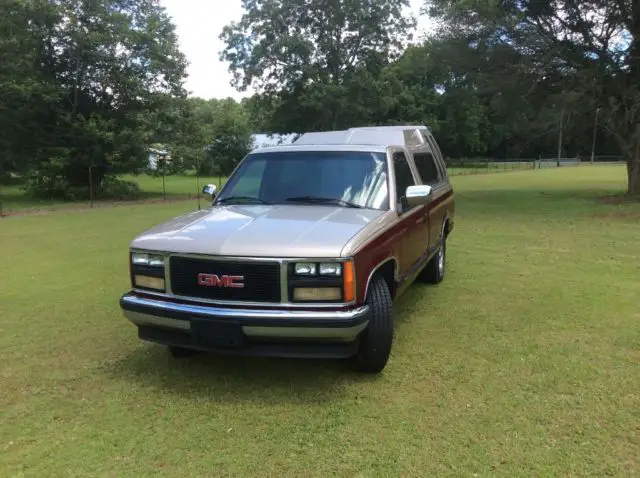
[{"xmin": 216, "ymin": 150, "xmax": 390, "ymax": 210}]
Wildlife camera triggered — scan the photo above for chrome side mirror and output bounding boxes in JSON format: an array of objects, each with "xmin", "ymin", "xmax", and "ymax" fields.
[
  {"xmin": 202, "ymin": 184, "xmax": 217, "ymax": 200},
  {"xmin": 405, "ymin": 185, "xmax": 432, "ymax": 208}
]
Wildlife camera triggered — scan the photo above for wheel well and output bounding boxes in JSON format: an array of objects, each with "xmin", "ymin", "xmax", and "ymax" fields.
[
  {"xmin": 370, "ymin": 260, "xmax": 397, "ymax": 300},
  {"xmin": 444, "ymin": 218, "xmax": 451, "ymax": 237}
]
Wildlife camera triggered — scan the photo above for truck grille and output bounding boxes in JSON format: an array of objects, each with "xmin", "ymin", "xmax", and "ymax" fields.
[{"xmin": 169, "ymin": 256, "xmax": 281, "ymax": 303}]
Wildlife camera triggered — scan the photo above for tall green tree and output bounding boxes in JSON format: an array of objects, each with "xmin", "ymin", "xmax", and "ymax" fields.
[
  {"xmin": 220, "ymin": 0, "xmax": 416, "ymax": 132},
  {"xmin": 424, "ymin": 0, "xmax": 640, "ymax": 196},
  {"xmin": 201, "ymin": 98, "xmax": 253, "ymax": 176},
  {"xmin": 1, "ymin": 0, "xmax": 188, "ymax": 198},
  {"xmin": 0, "ymin": 0, "xmax": 58, "ymax": 183}
]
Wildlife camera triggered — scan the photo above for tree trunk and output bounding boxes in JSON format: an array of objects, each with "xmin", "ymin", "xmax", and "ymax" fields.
[{"xmin": 628, "ymin": 127, "xmax": 640, "ymax": 197}]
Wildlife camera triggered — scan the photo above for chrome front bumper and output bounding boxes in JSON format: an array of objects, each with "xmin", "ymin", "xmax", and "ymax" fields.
[{"xmin": 119, "ymin": 293, "xmax": 370, "ymax": 342}]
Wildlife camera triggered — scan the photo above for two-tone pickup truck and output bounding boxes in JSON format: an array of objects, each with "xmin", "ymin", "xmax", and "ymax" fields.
[{"xmin": 119, "ymin": 125, "xmax": 455, "ymax": 373}]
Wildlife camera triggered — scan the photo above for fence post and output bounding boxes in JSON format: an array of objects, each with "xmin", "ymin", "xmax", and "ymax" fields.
[
  {"xmin": 162, "ymin": 158, "xmax": 166, "ymax": 201},
  {"xmin": 89, "ymin": 165, "xmax": 94, "ymax": 208},
  {"xmin": 196, "ymin": 164, "xmax": 201, "ymax": 210}
]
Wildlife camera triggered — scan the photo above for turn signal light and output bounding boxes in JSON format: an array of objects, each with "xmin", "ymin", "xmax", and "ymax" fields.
[{"xmin": 343, "ymin": 260, "xmax": 355, "ymax": 302}]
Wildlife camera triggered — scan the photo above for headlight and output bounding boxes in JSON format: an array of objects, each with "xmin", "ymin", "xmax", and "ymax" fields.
[
  {"xmin": 131, "ymin": 253, "xmax": 165, "ymax": 267},
  {"xmin": 289, "ymin": 260, "xmax": 355, "ymax": 303},
  {"xmin": 294, "ymin": 262, "xmax": 342, "ymax": 276},
  {"xmin": 294, "ymin": 262, "xmax": 317, "ymax": 275},
  {"xmin": 130, "ymin": 251, "xmax": 166, "ymax": 291},
  {"xmin": 319, "ymin": 263, "xmax": 341, "ymax": 276}
]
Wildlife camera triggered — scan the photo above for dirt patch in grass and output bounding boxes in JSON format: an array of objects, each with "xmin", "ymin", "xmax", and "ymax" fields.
[
  {"xmin": 590, "ymin": 210, "xmax": 640, "ymax": 220},
  {"xmin": 589, "ymin": 194, "xmax": 640, "ymax": 220},
  {"xmin": 596, "ymin": 194, "xmax": 639, "ymax": 205}
]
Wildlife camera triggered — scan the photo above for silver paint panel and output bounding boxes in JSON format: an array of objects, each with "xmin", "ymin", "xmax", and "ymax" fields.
[
  {"xmin": 121, "ymin": 294, "xmax": 370, "ymax": 321},
  {"xmin": 122, "ymin": 295, "xmax": 370, "ymax": 340},
  {"xmin": 242, "ymin": 323, "xmax": 368, "ymax": 341},
  {"xmin": 130, "ymin": 204, "xmax": 385, "ymax": 258}
]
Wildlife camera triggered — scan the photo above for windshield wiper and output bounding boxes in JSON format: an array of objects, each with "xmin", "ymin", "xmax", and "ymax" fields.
[
  {"xmin": 285, "ymin": 196, "xmax": 363, "ymax": 208},
  {"xmin": 216, "ymin": 196, "xmax": 270, "ymax": 205}
]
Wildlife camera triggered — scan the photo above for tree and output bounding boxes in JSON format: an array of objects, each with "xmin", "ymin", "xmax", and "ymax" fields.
[
  {"xmin": 424, "ymin": 0, "xmax": 640, "ymax": 196},
  {"xmin": 219, "ymin": 0, "xmax": 416, "ymax": 132},
  {"xmin": 0, "ymin": 0, "xmax": 188, "ymax": 199},
  {"xmin": 0, "ymin": 0, "xmax": 59, "ymax": 183},
  {"xmin": 185, "ymin": 98, "xmax": 253, "ymax": 176}
]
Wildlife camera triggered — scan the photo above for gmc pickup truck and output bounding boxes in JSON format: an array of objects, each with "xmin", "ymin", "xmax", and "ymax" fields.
[{"xmin": 119, "ymin": 125, "xmax": 455, "ymax": 373}]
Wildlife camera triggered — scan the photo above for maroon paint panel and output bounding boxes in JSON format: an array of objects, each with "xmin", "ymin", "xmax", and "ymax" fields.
[{"xmin": 353, "ymin": 189, "xmax": 454, "ymax": 304}]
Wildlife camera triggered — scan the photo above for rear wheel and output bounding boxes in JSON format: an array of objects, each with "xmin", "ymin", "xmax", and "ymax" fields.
[
  {"xmin": 418, "ymin": 232, "xmax": 446, "ymax": 284},
  {"xmin": 349, "ymin": 276, "xmax": 394, "ymax": 373}
]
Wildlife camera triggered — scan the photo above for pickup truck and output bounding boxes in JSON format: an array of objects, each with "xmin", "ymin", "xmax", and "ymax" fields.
[{"xmin": 119, "ymin": 125, "xmax": 455, "ymax": 373}]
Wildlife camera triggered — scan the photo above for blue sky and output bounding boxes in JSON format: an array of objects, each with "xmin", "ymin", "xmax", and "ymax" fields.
[{"xmin": 160, "ymin": 0, "xmax": 432, "ymax": 100}]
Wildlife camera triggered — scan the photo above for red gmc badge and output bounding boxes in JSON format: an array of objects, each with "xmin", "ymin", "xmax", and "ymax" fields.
[{"xmin": 197, "ymin": 273, "xmax": 245, "ymax": 288}]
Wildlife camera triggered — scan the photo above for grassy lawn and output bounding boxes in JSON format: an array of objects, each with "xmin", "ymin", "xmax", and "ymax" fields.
[
  {"xmin": 0, "ymin": 174, "xmax": 225, "ymax": 213},
  {"xmin": 1, "ymin": 165, "xmax": 638, "ymax": 476}
]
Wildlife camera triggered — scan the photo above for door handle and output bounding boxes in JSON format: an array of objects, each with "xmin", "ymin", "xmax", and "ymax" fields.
[{"xmin": 415, "ymin": 217, "xmax": 425, "ymax": 225}]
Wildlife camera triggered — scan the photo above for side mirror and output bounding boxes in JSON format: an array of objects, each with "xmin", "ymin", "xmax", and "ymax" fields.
[
  {"xmin": 405, "ymin": 185, "xmax": 432, "ymax": 208},
  {"xmin": 202, "ymin": 184, "xmax": 217, "ymax": 200}
]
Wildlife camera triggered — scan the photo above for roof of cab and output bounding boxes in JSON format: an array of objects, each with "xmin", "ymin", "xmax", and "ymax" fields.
[
  {"xmin": 249, "ymin": 125, "xmax": 432, "ymax": 154},
  {"xmin": 295, "ymin": 125, "xmax": 430, "ymax": 148}
]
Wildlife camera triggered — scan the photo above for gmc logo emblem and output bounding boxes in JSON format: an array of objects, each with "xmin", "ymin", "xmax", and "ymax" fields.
[{"xmin": 197, "ymin": 273, "xmax": 245, "ymax": 288}]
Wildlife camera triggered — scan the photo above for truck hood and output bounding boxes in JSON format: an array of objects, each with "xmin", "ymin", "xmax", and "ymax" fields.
[{"xmin": 131, "ymin": 204, "xmax": 386, "ymax": 258}]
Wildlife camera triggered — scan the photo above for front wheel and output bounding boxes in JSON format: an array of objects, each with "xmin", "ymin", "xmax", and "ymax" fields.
[{"xmin": 349, "ymin": 276, "xmax": 394, "ymax": 373}]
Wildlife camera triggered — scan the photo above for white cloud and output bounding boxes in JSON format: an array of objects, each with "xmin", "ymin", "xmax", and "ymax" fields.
[{"xmin": 160, "ymin": 0, "xmax": 432, "ymax": 101}]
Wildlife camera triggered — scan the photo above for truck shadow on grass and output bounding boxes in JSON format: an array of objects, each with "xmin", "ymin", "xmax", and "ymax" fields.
[
  {"xmin": 107, "ymin": 346, "xmax": 351, "ymax": 404},
  {"xmin": 104, "ymin": 289, "xmax": 424, "ymax": 403}
]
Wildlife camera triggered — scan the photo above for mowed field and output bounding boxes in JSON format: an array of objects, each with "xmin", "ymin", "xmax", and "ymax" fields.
[
  {"xmin": 1, "ymin": 166, "xmax": 638, "ymax": 476},
  {"xmin": 0, "ymin": 174, "xmax": 224, "ymax": 213}
]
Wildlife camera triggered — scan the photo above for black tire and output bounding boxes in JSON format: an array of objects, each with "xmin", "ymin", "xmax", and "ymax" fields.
[
  {"xmin": 349, "ymin": 276, "xmax": 394, "ymax": 373},
  {"xmin": 418, "ymin": 232, "xmax": 446, "ymax": 284},
  {"xmin": 168, "ymin": 345, "xmax": 199, "ymax": 358}
]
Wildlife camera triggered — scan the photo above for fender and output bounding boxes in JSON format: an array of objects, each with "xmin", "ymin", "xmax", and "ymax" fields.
[{"xmin": 363, "ymin": 257, "xmax": 398, "ymax": 301}]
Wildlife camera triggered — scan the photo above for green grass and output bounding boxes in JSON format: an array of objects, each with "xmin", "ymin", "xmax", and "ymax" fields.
[
  {"xmin": 121, "ymin": 173, "xmax": 226, "ymax": 197},
  {"xmin": 0, "ymin": 174, "xmax": 225, "ymax": 213},
  {"xmin": 1, "ymin": 166, "xmax": 639, "ymax": 476},
  {"xmin": 447, "ymin": 163, "xmax": 536, "ymax": 176}
]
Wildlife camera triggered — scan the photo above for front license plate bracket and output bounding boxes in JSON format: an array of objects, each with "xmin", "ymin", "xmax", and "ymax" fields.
[{"xmin": 190, "ymin": 319, "xmax": 245, "ymax": 349}]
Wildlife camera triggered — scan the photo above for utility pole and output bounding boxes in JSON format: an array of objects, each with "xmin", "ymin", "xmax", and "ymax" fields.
[
  {"xmin": 591, "ymin": 107, "xmax": 600, "ymax": 163},
  {"xmin": 557, "ymin": 109, "xmax": 564, "ymax": 167}
]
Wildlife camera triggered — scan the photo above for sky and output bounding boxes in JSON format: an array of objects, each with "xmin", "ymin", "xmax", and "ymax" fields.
[{"xmin": 159, "ymin": 0, "xmax": 432, "ymax": 101}]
